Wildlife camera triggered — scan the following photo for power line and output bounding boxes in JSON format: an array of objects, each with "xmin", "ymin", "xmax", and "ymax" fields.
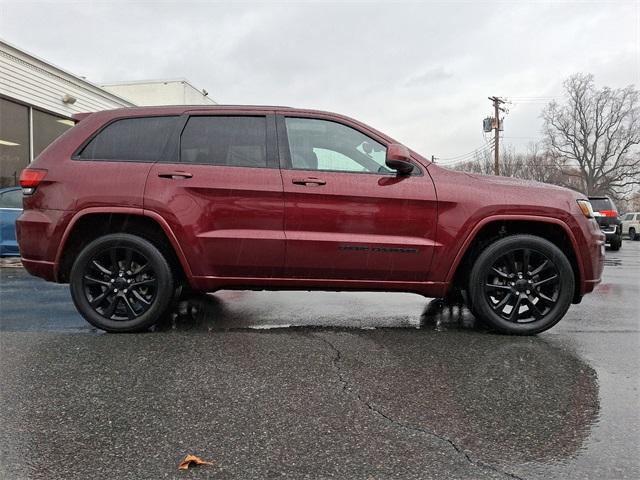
[{"xmin": 438, "ymin": 142, "xmax": 494, "ymax": 162}]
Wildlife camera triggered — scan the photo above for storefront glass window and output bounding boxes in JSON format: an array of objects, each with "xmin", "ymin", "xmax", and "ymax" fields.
[
  {"xmin": 0, "ymin": 98, "xmax": 30, "ymax": 187},
  {"xmin": 33, "ymin": 109, "xmax": 75, "ymax": 158}
]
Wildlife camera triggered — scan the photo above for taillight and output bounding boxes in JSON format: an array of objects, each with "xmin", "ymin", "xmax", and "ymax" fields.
[
  {"xmin": 599, "ymin": 209, "xmax": 618, "ymax": 217},
  {"xmin": 19, "ymin": 168, "xmax": 48, "ymax": 195}
]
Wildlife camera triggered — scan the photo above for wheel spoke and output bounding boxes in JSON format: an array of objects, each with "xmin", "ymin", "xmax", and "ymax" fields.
[
  {"xmin": 494, "ymin": 292, "xmax": 513, "ymax": 311},
  {"xmin": 92, "ymin": 260, "xmax": 112, "ymax": 275},
  {"xmin": 132, "ymin": 262, "xmax": 150, "ymax": 276},
  {"xmin": 84, "ymin": 275, "xmax": 111, "ymax": 287},
  {"xmin": 508, "ymin": 296, "xmax": 522, "ymax": 321},
  {"xmin": 132, "ymin": 290, "xmax": 151, "ymax": 305},
  {"xmin": 530, "ymin": 259, "xmax": 549, "ymax": 277},
  {"xmin": 103, "ymin": 296, "xmax": 120, "ymax": 318},
  {"xmin": 131, "ymin": 278, "xmax": 155, "ymax": 288},
  {"xmin": 538, "ymin": 292, "xmax": 556, "ymax": 306},
  {"xmin": 90, "ymin": 291, "xmax": 109, "ymax": 307},
  {"xmin": 491, "ymin": 267, "xmax": 510, "ymax": 279},
  {"xmin": 121, "ymin": 294, "xmax": 137, "ymax": 319},
  {"xmin": 486, "ymin": 282, "xmax": 511, "ymax": 291},
  {"xmin": 527, "ymin": 297, "xmax": 544, "ymax": 319},
  {"xmin": 534, "ymin": 274, "xmax": 558, "ymax": 288}
]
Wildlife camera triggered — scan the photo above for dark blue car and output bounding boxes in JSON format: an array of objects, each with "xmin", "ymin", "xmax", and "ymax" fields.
[{"xmin": 0, "ymin": 186, "xmax": 22, "ymax": 257}]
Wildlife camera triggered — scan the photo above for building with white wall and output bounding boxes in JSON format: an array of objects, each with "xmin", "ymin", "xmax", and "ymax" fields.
[
  {"xmin": 0, "ymin": 39, "xmax": 216, "ymax": 187},
  {"xmin": 101, "ymin": 79, "xmax": 216, "ymax": 106}
]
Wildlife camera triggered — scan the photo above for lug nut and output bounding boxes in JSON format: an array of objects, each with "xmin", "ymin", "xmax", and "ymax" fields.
[
  {"xmin": 526, "ymin": 290, "xmax": 531, "ymax": 294},
  {"xmin": 124, "ymin": 289, "xmax": 128, "ymax": 293},
  {"xmin": 114, "ymin": 288, "xmax": 118, "ymax": 293}
]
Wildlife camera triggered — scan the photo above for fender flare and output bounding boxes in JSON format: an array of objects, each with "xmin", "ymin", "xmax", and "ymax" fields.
[
  {"xmin": 444, "ymin": 214, "xmax": 584, "ymax": 287},
  {"xmin": 54, "ymin": 207, "xmax": 194, "ymax": 281}
]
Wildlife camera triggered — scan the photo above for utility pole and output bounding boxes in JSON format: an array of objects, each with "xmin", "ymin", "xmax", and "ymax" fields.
[{"xmin": 488, "ymin": 96, "xmax": 506, "ymax": 175}]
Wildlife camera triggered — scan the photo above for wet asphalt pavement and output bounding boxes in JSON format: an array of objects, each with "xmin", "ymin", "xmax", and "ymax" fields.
[{"xmin": 0, "ymin": 242, "xmax": 638, "ymax": 479}]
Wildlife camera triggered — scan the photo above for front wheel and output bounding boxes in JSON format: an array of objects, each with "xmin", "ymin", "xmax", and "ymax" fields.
[
  {"xmin": 468, "ymin": 235, "xmax": 575, "ymax": 335},
  {"xmin": 629, "ymin": 227, "xmax": 639, "ymax": 241},
  {"xmin": 70, "ymin": 234, "xmax": 174, "ymax": 332}
]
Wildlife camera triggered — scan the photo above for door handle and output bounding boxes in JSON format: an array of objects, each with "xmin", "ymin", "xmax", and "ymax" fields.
[
  {"xmin": 157, "ymin": 171, "xmax": 193, "ymax": 179},
  {"xmin": 292, "ymin": 177, "xmax": 326, "ymax": 186}
]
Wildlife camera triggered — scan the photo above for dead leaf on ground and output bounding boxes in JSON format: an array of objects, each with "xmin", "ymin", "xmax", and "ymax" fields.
[{"xmin": 178, "ymin": 454, "xmax": 214, "ymax": 470}]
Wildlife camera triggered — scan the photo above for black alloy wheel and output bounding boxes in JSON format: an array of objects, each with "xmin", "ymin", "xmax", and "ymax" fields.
[
  {"xmin": 483, "ymin": 248, "xmax": 560, "ymax": 323},
  {"xmin": 70, "ymin": 234, "xmax": 174, "ymax": 332},
  {"xmin": 469, "ymin": 235, "xmax": 574, "ymax": 335}
]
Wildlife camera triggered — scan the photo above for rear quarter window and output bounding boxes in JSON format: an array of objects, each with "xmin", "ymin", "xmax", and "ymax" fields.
[{"xmin": 77, "ymin": 116, "xmax": 177, "ymax": 161}]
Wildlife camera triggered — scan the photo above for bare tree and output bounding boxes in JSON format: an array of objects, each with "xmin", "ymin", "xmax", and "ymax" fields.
[{"xmin": 542, "ymin": 73, "xmax": 640, "ymax": 197}]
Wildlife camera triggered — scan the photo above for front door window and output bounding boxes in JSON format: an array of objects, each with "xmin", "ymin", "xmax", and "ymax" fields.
[{"xmin": 284, "ymin": 117, "xmax": 390, "ymax": 174}]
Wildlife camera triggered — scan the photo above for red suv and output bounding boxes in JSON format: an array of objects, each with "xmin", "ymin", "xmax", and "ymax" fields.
[{"xmin": 16, "ymin": 106, "xmax": 605, "ymax": 334}]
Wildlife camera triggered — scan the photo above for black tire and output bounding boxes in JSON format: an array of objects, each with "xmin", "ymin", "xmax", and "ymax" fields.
[
  {"xmin": 468, "ymin": 235, "xmax": 574, "ymax": 335},
  {"xmin": 609, "ymin": 235, "xmax": 622, "ymax": 251},
  {"xmin": 629, "ymin": 227, "xmax": 638, "ymax": 241},
  {"xmin": 70, "ymin": 233, "xmax": 174, "ymax": 332}
]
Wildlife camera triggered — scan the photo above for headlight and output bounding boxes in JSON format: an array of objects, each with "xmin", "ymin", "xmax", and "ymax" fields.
[{"xmin": 576, "ymin": 199, "xmax": 594, "ymax": 218}]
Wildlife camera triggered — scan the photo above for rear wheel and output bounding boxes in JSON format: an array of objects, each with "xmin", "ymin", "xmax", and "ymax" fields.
[
  {"xmin": 70, "ymin": 234, "xmax": 174, "ymax": 332},
  {"xmin": 609, "ymin": 234, "xmax": 622, "ymax": 251},
  {"xmin": 468, "ymin": 235, "xmax": 574, "ymax": 335},
  {"xmin": 629, "ymin": 227, "xmax": 638, "ymax": 241}
]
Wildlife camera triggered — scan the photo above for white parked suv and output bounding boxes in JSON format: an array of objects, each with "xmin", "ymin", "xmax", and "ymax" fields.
[{"xmin": 621, "ymin": 212, "xmax": 640, "ymax": 240}]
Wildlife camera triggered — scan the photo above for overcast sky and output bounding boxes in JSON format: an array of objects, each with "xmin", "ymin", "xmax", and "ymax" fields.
[{"xmin": 1, "ymin": 0, "xmax": 637, "ymax": 162}]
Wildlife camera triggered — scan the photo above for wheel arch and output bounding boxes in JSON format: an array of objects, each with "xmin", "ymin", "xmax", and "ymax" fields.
[
  {"xmin": 447, "ymin": 215, "xmax": 584, "ymax": 303},
  {"xmin": 55, "ymin": 208, "xmax": 193, "ymax": 285}
]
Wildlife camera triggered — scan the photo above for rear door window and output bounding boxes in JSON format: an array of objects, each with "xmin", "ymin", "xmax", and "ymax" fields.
[
  {"xmin": 78, "ymin": 116, "xmax": 177, "ymax": 161},
  {"xmin": 180, "ymin": 116, "xmax": 267, "ymax": 168}
]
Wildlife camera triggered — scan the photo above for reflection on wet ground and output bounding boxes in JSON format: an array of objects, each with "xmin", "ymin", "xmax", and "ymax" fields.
[{"xmin": 159, "ymin": 292, "xmax": 487, "ymax": 333}]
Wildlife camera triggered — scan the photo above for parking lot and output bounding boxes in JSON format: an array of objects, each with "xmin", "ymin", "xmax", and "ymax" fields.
[{"xmin": 0, "ymin": 241, "xmax": 638, "ymax": 479}]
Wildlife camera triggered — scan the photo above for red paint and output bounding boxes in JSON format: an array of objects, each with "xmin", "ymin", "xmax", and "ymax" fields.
[{"xmin": 16, "ymin": 105, "xmax": 604, "ymax": 301}]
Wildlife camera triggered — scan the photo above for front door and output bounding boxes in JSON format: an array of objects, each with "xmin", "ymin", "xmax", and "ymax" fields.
[
  {"xmin": 144, "ymin": 113, "xmax": 285, "ymax": 279},
  {"xmin": 278, "ymin": 115, "xmax": 438, "ymax": 281}
]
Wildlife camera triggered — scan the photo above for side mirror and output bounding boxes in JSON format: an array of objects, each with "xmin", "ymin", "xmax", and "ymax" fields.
[{"xmin": 386, "ymin": 144, "xmax": 414, "ymax": 175}]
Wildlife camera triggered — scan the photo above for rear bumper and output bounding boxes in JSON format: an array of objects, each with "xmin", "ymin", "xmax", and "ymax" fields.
[
  {"xmin": 21, "ymin": 258, "xmax": 57, "ymax": 281},
  {"xmin": 16, "ymin": 208, "xmax": 70, "ymax": 282}
]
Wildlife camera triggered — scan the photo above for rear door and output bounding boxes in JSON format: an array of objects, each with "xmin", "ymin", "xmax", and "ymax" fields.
[
  {"xmin": 144, "ymin": 112, "xmax": 285, "ymax": 278},
  {"xmin": 277, "ymin": 114, "xmax": 438, "ymax": 281}
]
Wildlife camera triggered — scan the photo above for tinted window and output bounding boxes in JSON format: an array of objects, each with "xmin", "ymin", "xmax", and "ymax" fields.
[
  {"xmin": 589, "ymin": 198, "xmax": 615, "ymax": 212},
  {"xmin": 0, "ymin": 189, "xmax": 22, "ymax": 209},
  {"xmin": 623, "ymin": 213, "xmax": 634, "ymax": 221},
  {"xmin": 180, "ymin": 116, "xmax": 267, "ymax": 168},
  {"xmin": 78, "ymin": 116, "xmax": 177, "ymax": 161},
  {"xmin": 285, "ymin": 117, "xmax": 389, "ymax": 174}
]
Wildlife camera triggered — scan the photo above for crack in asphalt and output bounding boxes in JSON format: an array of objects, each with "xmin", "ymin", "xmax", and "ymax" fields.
[{"xmin": 314, "ymin": 333, "xmax": 525, "ymax": 480}]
